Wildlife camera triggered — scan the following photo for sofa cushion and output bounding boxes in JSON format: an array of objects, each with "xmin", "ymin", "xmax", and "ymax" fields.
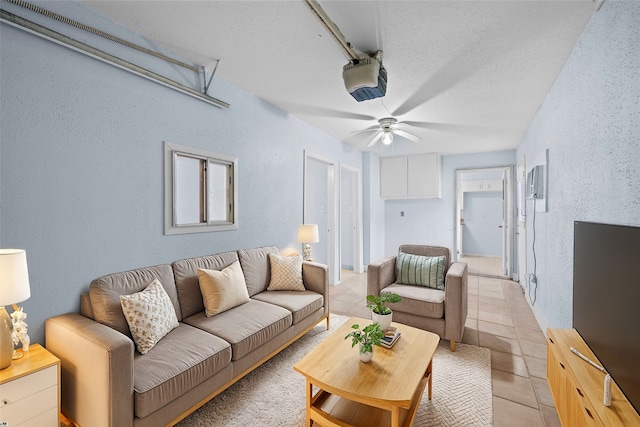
[
  {"xmin": 198, "ymin": 262, "xmax": 250, "ymax": 316},
  {"xmin": 172, "ymin": 251, "xmax": 239, "ymax": 319},
  {"xmin": 132, "ymin": 323, "xmax": 232, "ymax": 418},
  {"xmin": 238, "ymin": 246, "xmax": 279, "ymax": 296},
  {"xmin": 90, "ymin": 264, "xmax": 180, "ymax": 337},
  {"xmin": 120, "ymin": 279, "xmax": 180, "ymax": 354},
  {"xmin": 267, "ymin": 254, "xmax": 305, "ymax": 291},
  {"xmin": 384, "ymin": 283, "xmax": 445, "ymax": 319},
  {"xmin": 396, "ymin": 252, "xmax": 446, "ymax": 290},
  {"xmin": 251, "ymin": 290, "xmax": 323, "ymax": 324},
  {"xmin": 183, "ymin": 299, "xmax": 291, "ymax": 360}
]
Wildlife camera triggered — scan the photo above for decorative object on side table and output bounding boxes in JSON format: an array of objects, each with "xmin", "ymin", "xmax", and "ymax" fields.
[
  {"xmin": 297, "ymin": 224, "xmax": 319, "ymax": 261},
  {"xmin": 11, "ymin": 306, "xmax": 29, "ymax": 357},
  {"xmin": 366, "ymin": 292, "xmax": 401, "ymax": 331},
  {"xmin": 344, "ymin": 322, "xmax": 384, "ymax": 362},
  {"xmin": 0, "ymin": 249, "xmax": 31, "ymax": 369}
]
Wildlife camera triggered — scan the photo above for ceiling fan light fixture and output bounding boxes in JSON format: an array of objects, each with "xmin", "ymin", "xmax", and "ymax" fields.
[{"xmin": 382, "ymin": 131, "xmax": 394, "ymax": 145}]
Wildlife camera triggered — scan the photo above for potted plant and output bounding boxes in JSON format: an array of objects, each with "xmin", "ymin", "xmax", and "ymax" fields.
[
  {"xmin": 366, "ymin": 292, "xmax": 401, "ymax": 331},
  {"xmin": 344, "ymin": 322, "xmax": 384, "ymax": 362}
]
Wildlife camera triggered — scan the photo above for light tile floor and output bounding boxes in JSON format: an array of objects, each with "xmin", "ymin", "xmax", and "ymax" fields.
[{"xmin": 331, "ymin": 261, "xmax": 561, "ymax": 427}]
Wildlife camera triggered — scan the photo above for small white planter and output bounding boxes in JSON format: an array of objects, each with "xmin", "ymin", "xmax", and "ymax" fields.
[
  {"xmin": 371, "ymin": 311, "xmax": 393, "ymax": 331},
  {"xmin": 359, "ymin": 344, "xmax": 373, "ymax": 363}
]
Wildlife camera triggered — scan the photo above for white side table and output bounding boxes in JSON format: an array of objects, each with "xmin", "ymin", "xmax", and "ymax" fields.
[{"xmin": 0, "ymin": 343, "xmax": 60, "ymax": 427}]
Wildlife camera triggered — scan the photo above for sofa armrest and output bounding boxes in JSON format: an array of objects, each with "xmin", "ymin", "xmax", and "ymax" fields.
[
  {"xmin": 443, "ymin": 262, "xmax": 469, "ymax": 342},
  {"xmin": 367, "ymin": 256, "xmax": 397, "ymax": 296},
  {"xmin": 302, "ymin": 261, "xmax": 329, "ymax": 314},
  {"xmin": 45, "ymin": 313, "xmax": 134, "ymax": 427}
]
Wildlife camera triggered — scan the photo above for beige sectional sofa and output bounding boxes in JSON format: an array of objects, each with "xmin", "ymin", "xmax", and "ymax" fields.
[{"xmin": 45, "ymin": 246, "xmax": 329, "ymax": 427}]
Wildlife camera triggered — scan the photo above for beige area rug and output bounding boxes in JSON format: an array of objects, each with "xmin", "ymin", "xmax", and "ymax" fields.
[{"xmin": 178, "ymin": 314, "xmax": 492, "ymax": 426}]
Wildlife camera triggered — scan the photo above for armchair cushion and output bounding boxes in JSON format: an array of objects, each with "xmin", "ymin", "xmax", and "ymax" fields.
[
  {"xmin": 396, "ymin": 251, "xmax": 446, "ymax": 290},
  {"xmin": 383, "ymin": 283, "xmax": 445, "ymax": 319}
]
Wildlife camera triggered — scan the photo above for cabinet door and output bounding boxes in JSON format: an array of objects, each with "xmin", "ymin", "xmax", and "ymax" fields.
[
  {"xmin": 483, "ymin": 179, "xmax": 503, "ymax": 192},
  {"xmin": 380, "ymin": 157, "xmax": 408, "ymax": 197},
  {"xmin": 461, "ymin": 180, "xmax": 483, "ymax": 192},
  {"xmin": 407, "ymin": 154, "xmax": 441, "ymax": 198}
]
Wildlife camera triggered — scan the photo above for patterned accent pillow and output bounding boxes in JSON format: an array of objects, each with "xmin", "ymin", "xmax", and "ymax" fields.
[
  {"xmin": 396, "ymin": 252, "xmax": 446, "ymax": 290},
  {"xmin": 120, "ymin": 279, "xmax": 179, "ymax": 355},
  {"xmin": 197, "ymin": 261, "xmax": 250, "ymax": 317},
  {"xmin": 267, "ymin": 253, "xmax": 305, "ymax": 291}
]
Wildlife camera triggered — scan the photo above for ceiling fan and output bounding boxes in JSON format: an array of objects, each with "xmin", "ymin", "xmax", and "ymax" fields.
[{"xmin": 352, "ymin": 117, "xmax": 422, "ymax": 147}]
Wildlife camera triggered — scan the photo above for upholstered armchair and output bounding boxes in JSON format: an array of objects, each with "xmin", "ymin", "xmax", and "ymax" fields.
[{"xmin": 367, "ymin": 244, "xmax": 468, "ymax": 351}]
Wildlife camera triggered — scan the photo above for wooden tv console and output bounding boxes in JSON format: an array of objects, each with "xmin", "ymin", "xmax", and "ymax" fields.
[{"xmin": 546, "ymin": 329, "xmax": 640, "ymax": 426}]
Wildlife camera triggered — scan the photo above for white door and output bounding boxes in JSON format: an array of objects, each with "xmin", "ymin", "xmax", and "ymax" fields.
[
  {"xmin": 304, "ymin": 152, "xmax": 336, "ymax": 285},
  {"xmin": 339, "ymin": 165, "xmax": 363, "ymax": 278},
  {"xmin": 517, "ymin": 159, "xmax": 527, "ymax": 287}
]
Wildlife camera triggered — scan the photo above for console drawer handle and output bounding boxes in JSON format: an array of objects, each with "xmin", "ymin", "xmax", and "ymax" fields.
[
  {"xmin": 559, "ymin": 362, "xmax": 565, "ymax": 370},
  {"xmin": 576, "ymin": 388, "xmax": 584, "ymax": 397},
  {"xmin": 585, "ymin": 407, "xmax": 594, "ymax": 419}
]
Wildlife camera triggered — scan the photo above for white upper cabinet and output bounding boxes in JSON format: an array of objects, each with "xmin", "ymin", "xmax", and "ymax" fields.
[
  {"xmin": 380, "ymin": 154, "xmax": 441, "ymax": 199},
  {"xmin": 461, "ymin": 179, "xmax": 503, "ymax": 193}
]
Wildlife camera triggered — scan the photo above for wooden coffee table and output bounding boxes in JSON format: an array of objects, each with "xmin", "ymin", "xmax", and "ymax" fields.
[{"xmin": 294, "ymin": 317, "xmax": 440, "ymax": 427}]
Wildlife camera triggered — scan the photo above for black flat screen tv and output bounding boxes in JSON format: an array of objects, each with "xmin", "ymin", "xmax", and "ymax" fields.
[{"xmin": 573, "ymin": 221, "xmax": 640, "ymax": 414}]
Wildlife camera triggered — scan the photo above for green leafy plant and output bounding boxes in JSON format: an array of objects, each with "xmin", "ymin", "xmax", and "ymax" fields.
[
  {"xmin": 344, "ymin": 323, "xmax": 385, "ymax": 354},
  {"xmin": 366, "ymin": 292, "xmax": 401, "ymax": 315}
]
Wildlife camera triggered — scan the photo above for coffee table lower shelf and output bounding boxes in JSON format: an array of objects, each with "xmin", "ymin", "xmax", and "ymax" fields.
[{"xmin": 306, "ymin": 373, "xmax": 431, "ymax": 427}]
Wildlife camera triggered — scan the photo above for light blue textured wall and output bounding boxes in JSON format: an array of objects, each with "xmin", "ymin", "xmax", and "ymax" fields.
[
  {"xmin": 0, "ymin": 2, "xmax": 361, "ymax": 344},
  {"xmin": 462, "ymin": 192, "xmax": 503, "ymax": 256},
  {"xmin": 516, "ymin": 0, "xmax": 640, "ymax": 332},
  {"xmin": 384, "ymin": 150, "xmax": 515, "ymax": 258}
]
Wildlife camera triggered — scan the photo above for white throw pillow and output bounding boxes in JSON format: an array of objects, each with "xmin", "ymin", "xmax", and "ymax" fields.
[
  {"xmin": 198, "ymin": 261, "xmax": 250, "ymax": 317},
  {"xmin": 267, "ymin": 253, "xmax": 305, "ymax": 291},
  {"xmin": 120, "ymin": 279, "xmax": 179, "ymax": 355}
]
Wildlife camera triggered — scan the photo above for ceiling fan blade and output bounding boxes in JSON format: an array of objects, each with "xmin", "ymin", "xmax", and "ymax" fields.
[
  {"xmin": 401, "ymin": 121, "xmax": 494, "ymax": 136},
  {"xmin": 394, "ymin": 129, "xmax": 421, "ymax": 143},
  {"xmin": 367, "ymin": 133, "xmax": 383, "ymax": 147},
  {"xmin": 269, "ymin": 100, "xmax": 376, "ymax": 121},
  {"xmin": 351, "ymin": 125, "xmax": 381, "ymax": 134},
  {"xmin": 391, "ymin": 19, "xmax": 517, "ymax": 117}
]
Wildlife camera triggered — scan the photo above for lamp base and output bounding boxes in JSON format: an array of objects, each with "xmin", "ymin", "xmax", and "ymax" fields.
[
  {"xmin": 0, "ymin": 306, "xmax": 14, "ymax": 369},
  {"xmin": 303, "ymin": 244, "xmax": 312, "ymax": 261}
]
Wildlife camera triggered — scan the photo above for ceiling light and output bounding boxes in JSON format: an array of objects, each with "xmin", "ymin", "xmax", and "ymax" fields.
[{"xmin": 382, "ymin": 132, "xmax": 394, "ymax": 145}]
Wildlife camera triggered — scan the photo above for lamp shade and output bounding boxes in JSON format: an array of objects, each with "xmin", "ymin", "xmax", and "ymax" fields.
[
  {"xmin": 0, "ymin": 249, "xmax": 31, "ymax": 306},
  {"xmin": 297, "ymin": 224, "xmax": 319, "ymax": 244}
]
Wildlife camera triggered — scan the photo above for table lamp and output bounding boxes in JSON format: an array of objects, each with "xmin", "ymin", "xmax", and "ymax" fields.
[
  {"xmin": 0, "ymin": 249, "xmax": 31, "ymax": 369},
  {"xmin": 297, "ymin": 224, "xmax": 319, "ymax": 261}
]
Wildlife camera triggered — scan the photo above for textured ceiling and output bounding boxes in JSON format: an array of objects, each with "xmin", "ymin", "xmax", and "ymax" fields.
[{"xmin": 79, "ymin": 0, "xmax": 598, "ymax": 156}]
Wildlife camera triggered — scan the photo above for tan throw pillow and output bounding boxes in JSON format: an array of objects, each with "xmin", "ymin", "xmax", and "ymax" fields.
[
  {"xmin": 197, "ymin": 261, "xmax": 250, "ymax": 317},
  {"xmin": 267, "ymin": 253, "xmax": 305, "ymax": 291},
  {"xmin": 120, "ymin": 279, "xmax": 179, "ymax": 355}
]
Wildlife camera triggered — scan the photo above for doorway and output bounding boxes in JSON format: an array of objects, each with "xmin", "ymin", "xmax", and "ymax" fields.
[
  {"xmin": 455, "ymin": 166, "xmax": 513, "ymax": 278},
  {"xmin": 303, "ymin": 152, "xmax": 336, "ymax": 285},
  {"xmin": 339, "ymin": 165, "xmax": 363, "ymax": 282}
]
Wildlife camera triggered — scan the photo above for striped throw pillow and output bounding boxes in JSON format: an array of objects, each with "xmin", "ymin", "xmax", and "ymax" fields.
[{"xmin": 396, "ymin": 252, "xmax": 446, "ymax": 290}]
